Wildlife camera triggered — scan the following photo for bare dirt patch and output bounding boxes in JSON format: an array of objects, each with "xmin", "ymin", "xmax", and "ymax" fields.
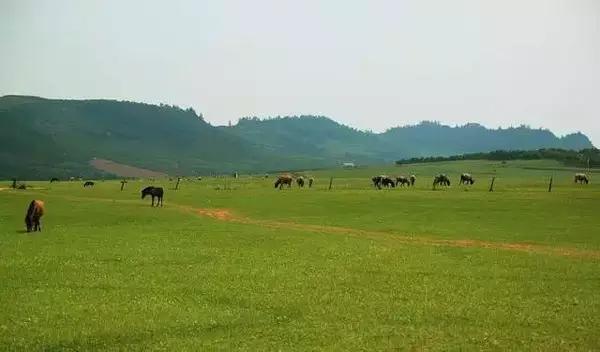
[
  {"xmin": 195, "ymin": 208, "xmax": 234, "ymax": 221},
  {"xmin": 90, "ymin": 159, "xmax": 167, "ymax": 178}
]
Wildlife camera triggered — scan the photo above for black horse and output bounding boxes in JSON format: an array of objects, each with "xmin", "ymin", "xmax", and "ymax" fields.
[
  {"xmin": 142, "ymin": 186, "xmax": 164, "ymax": 207},
  {"xmin": 297, "ymin": 177, "xmax": 305, "ymax": 187},
  {"xmin": 459, "ymin": 173, "xmax": 475, "ymax": 185},
  {"xmin": 372, "ymin": 176, "xmax": 383, "ymax": 189},
  {"xmin": 50, "ymin": 177, "xmax": 59, "ymax": 183},
  {"xmin": 83, "ymin": 181, "xmax": 95, "ymax": 187},
  {"xmin": 395, "ymin": 176, "xmax": 410, "ymax": 187},
  {"xmin": 433, "ymin": 174, "xmax": 451, "ymax": 187},
  {"xmin": 381, "ymin": 176, "xmax": 396, "ymax": 188}
]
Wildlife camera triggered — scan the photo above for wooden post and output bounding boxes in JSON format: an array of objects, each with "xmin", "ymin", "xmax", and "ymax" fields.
[
  {"xmin": 328, "ymin": 177, "xmax": 333, "ymax": 190},
  {"xmin": 488, "ymin": 177, "xmax": 495, "ymax": 192},
  {"xmin": 588, "ymin": 157, "xmax": 591, "ymax": 174},
  {"xmin": 548, "ymin": 176, "xmax": 553, "ymax": 192}
]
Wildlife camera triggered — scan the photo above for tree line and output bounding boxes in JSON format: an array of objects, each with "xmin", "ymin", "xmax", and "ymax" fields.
[{"xmin": 395, "ymin": 148, "xmax": 600, "ymax": 168}]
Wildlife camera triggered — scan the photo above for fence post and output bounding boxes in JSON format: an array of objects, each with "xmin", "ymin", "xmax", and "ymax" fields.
[
  {"xmin": 548, "ymin": 176, "xmax": 553, "ymax": 192},
  {"xmin": 489, "ymin": 177, "xmax": 496, "ymax": 192},
  {"xmin": 328, "ymin": 177, "xmax": 333, "ymax": 190}
]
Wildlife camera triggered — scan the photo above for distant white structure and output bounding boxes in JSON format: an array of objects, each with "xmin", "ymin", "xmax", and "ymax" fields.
[{"xmin": 342, "ymin": 162, "xmax": 356, "ymax": 168}]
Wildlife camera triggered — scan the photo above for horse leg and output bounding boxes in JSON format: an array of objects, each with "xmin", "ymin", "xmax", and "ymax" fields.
[{"xmin": 151, "ymin": 196, "xmax": 155, "ymax": 207}]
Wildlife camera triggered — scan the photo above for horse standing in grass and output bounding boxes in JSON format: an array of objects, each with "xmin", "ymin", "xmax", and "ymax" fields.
[
  {"xmin": 381, "ymin": 176, "xmax": 396, "ymax": 188},
  {"xmin": 50, "ymin": 177, "xmax": 59, "ymax": 183},
  {"xmin": 25, "ymin": 200, "xmax": 44, "ymax": 232},
  {"xmin": 308, "ymin": 177, "xmax": 314, "ymax": 188},
  {"xmin": 459, "ymin": 173, "xmax": 475, "ymax": 185},
  {"xmin": 141, "ymin": 186, "xmax": 164, "ymax": 207},
  {"xmin": 433, "ymin": 174, "xmax": 451, "ymax": 187},
  {"xmin": 574, "ymin": 173, "xmax": 589, "ymax": 184},
  {"xmin": 372, "ymin": 176, "xmax": 383, "ymax": 189},
  {"xmin": 274, "ymin": 175, "xmax": 293, "ymax": 189},
  {"xmin": 395, "ymin": 176, "xmax": 410, "ymax": 187},
  {"xmin": 409, "ymin": 175, "xmax": 416, "ymax": 186},
  {"xmin": 83, "ymin": 181, "xmax": 95, "ymax": 187},
  {"xmin": 297, "ymin": 176, "xmax": 305, "ymax": 188}
]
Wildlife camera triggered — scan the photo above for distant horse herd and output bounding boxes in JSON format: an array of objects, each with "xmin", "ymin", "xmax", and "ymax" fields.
[
  {"xmin": 274, "ymin": 175, "xmax": 315, "ymax": 189},
  {"xmin": 12, "ymin": 171, "xmax": 592, "ymax": 232}
]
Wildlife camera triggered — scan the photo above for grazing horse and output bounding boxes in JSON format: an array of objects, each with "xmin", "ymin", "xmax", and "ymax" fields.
[
  {"xmin": 308, "ymin": 177, "xmax": 314, "ymax": 188},
  {"xmin": 381, "ymin": 176, "xmax": 396, "ymax": 188},
  {"xmin": 141, "ymin": 186, "xmax": 164, "ymax": 207},
  {"xmin": 274, "ymin": 175, "xmax": 293, "ymax": 189},
  {"xmin": 83, "ymin": 181, "xmax": 95, "ymax": 187},
  {"xmin": 574, "ymin": 173, "xmax": 589, "ymax": 184},
  {"xmin": 433, "ymin": 174, "xmax": 451, "ymax": 187},
  {"xmin": 409, "ymin": 175, "xmax": 416, "ymax": 186},
  {"xmin": 396, "ymin": 176, "xmax": 410, "ymax": 187},
  {"xmin": 297, "ymin": 176, "xmax": 305, "ymax": 188},
  {"xmin": 459, "ymin": 173, "xmax": 475, "ymax": 185},
  {"xmin": 25, "ymin": 200, "xmax": 44, "ymax": 232},
  {"xmin": 50, "ymin": 177, "xmax": 59, "ymax": 183},
  {"xmin": 372, "ymin": 175, "xmax": 383, "ymax": 189}
]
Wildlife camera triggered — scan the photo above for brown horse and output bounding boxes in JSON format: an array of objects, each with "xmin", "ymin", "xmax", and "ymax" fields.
[
  {"xmin": 25, "ymin": 200, "xmax": 45, "ymax": 232},
  {"xmin": 274, "ymin": 175, "xmax": 293, "ymax": 189}
]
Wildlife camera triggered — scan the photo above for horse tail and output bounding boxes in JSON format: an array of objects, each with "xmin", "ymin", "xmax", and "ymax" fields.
[{"xmin": 26, "ymin": 200, "xmax": 36, "ymax": 219}]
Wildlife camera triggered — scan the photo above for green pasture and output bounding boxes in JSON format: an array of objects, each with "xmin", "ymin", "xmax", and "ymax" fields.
[{"xmin": 1, "ymin": 159, "xmax": 599, "ymax": 351}]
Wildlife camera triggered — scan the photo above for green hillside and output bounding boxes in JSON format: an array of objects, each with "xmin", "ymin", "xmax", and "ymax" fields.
[
  {"xmin": 0, "ymin": 96, "xmax": 328, "ymax": 179},
  {"xmin": 225, "ymin": 117, "xmax": 593, "ymax": 161},
  {"xmin": 0, "ymin": 96, "xmax": 594, "ymax": 179}
]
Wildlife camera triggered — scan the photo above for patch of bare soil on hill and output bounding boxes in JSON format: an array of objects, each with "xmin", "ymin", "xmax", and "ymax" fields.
[
  {"xmin": 187, "ymin": 206, "xmax": 600, "ymax": 260},
  {"xmin": 90, "ymin": 159, "xmax": 167, "ymax": 178}
]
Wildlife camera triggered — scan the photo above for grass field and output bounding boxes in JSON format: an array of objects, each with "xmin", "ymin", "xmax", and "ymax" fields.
[{"xmin": 1, "ymin": 159, "xmax": 599, "ymax": 351}]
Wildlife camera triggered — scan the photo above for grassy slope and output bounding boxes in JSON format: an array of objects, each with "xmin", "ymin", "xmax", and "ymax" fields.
[{"xmin": 1, "ymin": 159, "xmax": 599, "ymax": 350}]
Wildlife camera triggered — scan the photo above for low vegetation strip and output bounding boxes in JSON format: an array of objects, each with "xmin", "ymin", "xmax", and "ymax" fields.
[{"xmin": 176, "ymin": 204, "xmax": 600, "ymax": 260}]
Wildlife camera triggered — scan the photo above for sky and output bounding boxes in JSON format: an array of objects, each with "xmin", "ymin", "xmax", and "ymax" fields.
[{"xmin": 1, "ymin": 0, "xmax": 599, "ymax": 145}]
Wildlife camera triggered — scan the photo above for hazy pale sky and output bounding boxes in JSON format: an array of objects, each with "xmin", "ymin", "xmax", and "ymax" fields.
[{"xmin": 1, "ymin": 0, "xmax": 599, "ymax": 144}]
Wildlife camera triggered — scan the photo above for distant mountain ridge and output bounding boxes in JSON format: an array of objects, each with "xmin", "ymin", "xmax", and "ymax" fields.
[
  {"xmin": 0, "ymin": 95, "xmax": 594, "ymax": 179},
  {"xmin": 223, "ymin": 116, "xmax": 592, "ymax": 162}
]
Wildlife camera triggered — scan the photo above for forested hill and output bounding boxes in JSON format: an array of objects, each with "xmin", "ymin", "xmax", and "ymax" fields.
[
  {"xmin": 222, "ymin": 117, "xmax": 593, "ymax": 161},
  {"xmin": 0, "ymin": 96, "xmax": 324, "ymax": 179},
  {"xmin": 0, "ymin": 95, "xmax": 594, "ymax": 179}
]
